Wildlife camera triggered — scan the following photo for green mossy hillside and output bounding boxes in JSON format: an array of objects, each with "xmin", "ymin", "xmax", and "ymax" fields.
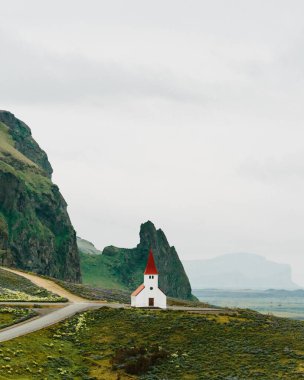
[
  {"xmin": 79, "ymin": 251, "xmax": 127, "ymax": 290},
  {"xmin": 0, "ymin": 111, "xmax": 81, "ymax": 282},
  {"xmin": 0, "ymin": 307, "xmax": 37, "ymax": 330},
  {"xmin": 1, "ymin": 308, "xmax": 304, "ymax": 379},
  {"xmin": 0, "ymin": 268, "xmax": 66, "ymax": 302}
]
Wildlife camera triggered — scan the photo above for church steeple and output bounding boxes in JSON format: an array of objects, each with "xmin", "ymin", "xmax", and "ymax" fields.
[{"xmin": 144, "ymin": 249, "xmax": 158, "ymax": 275}]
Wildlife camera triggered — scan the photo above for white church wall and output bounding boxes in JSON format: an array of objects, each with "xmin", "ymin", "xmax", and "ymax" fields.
[{"xmin": 135, "ymin": 288, "xmax": 148, "ymax": 307}]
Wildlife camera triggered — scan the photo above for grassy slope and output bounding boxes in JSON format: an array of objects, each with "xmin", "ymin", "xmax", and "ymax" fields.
[
  {"xmin": 0, "ymin": 269, "xmax": 65, "ymax": 302},
  {"xmin": 0, "ymin": 122, "xmax": 52, "ymax": 194},
  {"xmin": 53, "ymin": 275, "xmax": 130, "ymax": 303},
  {"xmin": 0, "ymin": 307, "xmax": 37, "ymax": 330},
  {"xmin": 80, "ymin": 252, "xmax": 127, "ymax": 290},
  {"xmin": 0, "ymin": 308, "xmax": 304, "ymax": 379},
  {"xmin": 0, "ymin": 118, "xmax": 81, "ymax": 282},
  {"xmin": 0, "ymin": 123, "xmax": 36, "ymax": 167}
]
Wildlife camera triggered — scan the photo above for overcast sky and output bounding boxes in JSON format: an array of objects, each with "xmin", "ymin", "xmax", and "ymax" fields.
[{"xmin": 1, "ymin": 1, "xmax": 304, "ymax": 284}]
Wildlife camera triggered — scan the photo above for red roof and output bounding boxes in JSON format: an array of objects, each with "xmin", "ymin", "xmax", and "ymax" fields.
[
  {"xmin": 144, "ymin": 249, "xmax": 158, "ymax": 275},
  {"xmin": 131, "ymin": 284, "xmax": 145, "ymax": 296}
]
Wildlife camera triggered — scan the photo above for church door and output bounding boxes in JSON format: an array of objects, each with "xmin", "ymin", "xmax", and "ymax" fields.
[{"xmin": 149, "ymin": 298, "xmax": 154, "ymax": 307}]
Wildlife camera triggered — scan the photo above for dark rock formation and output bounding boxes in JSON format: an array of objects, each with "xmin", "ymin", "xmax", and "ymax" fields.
[
  {"xmin": 0, "ymin": 111, "xmax": 81, "ymax": 282},
  {"xmin": 79, "ymin": 221, "xmax": 194, "ymax": 300}
]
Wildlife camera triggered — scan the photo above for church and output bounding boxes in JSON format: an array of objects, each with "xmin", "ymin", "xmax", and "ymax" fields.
[{"xmin": 131, "ymin": 249, "xmax": 167, "ymax": 309}]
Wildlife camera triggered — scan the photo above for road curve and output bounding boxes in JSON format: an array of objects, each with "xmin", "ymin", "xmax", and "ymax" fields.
[
  {"xmin": 0, "ymin": 302, "xmax": 127, "ymax": 343},
  {"xmin": 0, "ymin": 267, "xmax": 222, "ymax": 342}
]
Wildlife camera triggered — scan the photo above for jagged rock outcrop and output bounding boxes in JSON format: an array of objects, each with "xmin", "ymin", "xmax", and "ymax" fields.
[
  {"xmin": 0, "ymin": 111, "xmax": 81, "ymax": 282},
  {"xmin": 79, "ymin": 221, "xmax": 194, "ymax": 300}
]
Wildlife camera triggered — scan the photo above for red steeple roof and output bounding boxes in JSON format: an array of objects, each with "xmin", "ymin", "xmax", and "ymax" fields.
[{"xmin": 144, "ymin": 249, "xmax": 158, "ymax": 275}]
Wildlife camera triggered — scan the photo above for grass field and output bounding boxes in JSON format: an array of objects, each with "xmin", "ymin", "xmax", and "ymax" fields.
[
  {"xmin": 0, "ymin": 307, "xmax": 37, "ymax": 330},
  {"xmin": 52, "ymin": 276, "xmax": 130, "ymax": 303},
  {"xmin": 1, "ymin": 307, "xmax": 304, "ymax": 379},
  {"xmin": 0, "ymin": 269, "xmax": 66, "ymax": 302}
]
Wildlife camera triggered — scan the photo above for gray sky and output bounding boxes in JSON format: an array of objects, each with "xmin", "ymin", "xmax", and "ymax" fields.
[{"xmin": 1, "ymin": 1, "xmax": 304, "ymax": 284}]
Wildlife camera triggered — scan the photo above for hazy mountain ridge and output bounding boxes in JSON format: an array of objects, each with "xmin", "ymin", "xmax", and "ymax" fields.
[
  {"xmin": 77, "ymin": 237, "xmax": 102, "ymax": 255},
  {"xmin": 183, "ymin": 253, "xmax": 298, "ymax": 290}
]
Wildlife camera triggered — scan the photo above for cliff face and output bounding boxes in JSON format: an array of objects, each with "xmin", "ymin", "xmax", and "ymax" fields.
[
  {"xmin": 0, "ymin": 111, "xmax": 81, "ymax": 282},
  {"xmin": 136, "ymin": 221, "xmax": 193, "ymax": 300},
  {"xmin": 80, "ymin": 221, "xmax": 194, "ymax": 300}
]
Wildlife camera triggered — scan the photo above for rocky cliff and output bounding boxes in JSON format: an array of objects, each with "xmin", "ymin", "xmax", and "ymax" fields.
[
  {"xmin": 0, "ymin": 111, "xmax": 81, "ymax": 282},
  {"xmin": 79, "ymin": 221, "xmax": 194, "ymax": 300}
]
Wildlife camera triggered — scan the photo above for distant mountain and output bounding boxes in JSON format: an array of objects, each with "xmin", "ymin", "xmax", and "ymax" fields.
[
  {"xmin": 78, "ymin": 221, "xmax": 195, "ymax": 300},
  {"xmin": 183, "ymin": 253, "xmax": 298, "ymax": 290},
  {"xmin": 0, "ymin": 111, "xmax": 81, "ymax": 282},
  {"xmin": 77, "ymin": 237, "xmax": 102, "ymax": 255}
]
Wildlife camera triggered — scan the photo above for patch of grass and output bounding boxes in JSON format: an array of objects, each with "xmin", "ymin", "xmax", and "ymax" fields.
[
  {"xmin": 52, "ymin": 277, "xmax": 130, "ymax": 303},
  {"xmin": 0, "ymin": 269, "xmax": 66, "ymax": 302},
  {"xmin": 167, "ymin": 297, "xmax": 211, "ymax": 308},
  {"xmin": 0, "ymin": 122, "xmax": 52, "ymax": 196},
  {"xmin": 0, "ymin": 306, "xmax": 37, "ymax": 330},
  {"xmin": 0, "ymin": 123, "xmax": 36, "ymax": 167},
  {"xmin": 0, "ymin": 308, "xmax": 304, "ymax": 378},
  {"xmin": 80, "ymin": 252, "xmax": 128, "ymax": 290}
]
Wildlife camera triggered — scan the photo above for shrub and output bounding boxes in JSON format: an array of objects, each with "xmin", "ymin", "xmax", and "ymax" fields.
[{"xmin": 111, "ymin": 345, "xmax": 169, "ymax": 375}]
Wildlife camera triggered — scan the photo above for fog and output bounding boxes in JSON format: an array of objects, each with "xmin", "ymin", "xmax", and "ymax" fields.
[{"xmin": 1, "ymin": 1, "xmax": 304, "ymax": 284}]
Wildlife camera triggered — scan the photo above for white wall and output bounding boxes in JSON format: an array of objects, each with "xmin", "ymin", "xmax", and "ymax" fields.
[{"xmin": 131, "ymin": 274, "xmax": 167, "ymax": 309}]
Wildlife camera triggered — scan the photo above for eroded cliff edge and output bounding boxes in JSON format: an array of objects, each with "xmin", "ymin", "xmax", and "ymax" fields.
[{"xmin": 0, "ymin": 111, "xmax": 81, "ymax": 282}]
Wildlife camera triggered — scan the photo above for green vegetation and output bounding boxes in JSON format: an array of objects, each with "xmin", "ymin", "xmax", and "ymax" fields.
[
  {"xmin": 52, "ymin": 275, "xmax": 210, "ymax": 306},
  {"xmin": 0, "ymin": 122, "xmax": 52, "ymax": 196},
  {"xmin": 0, "ymin": 122, "xmax": 36, "ymax": 167},
  {"xmin": 0, "ymin": 111, "xmax": 81, "ymax": 283},
  {"xmin": 0, "ymin": 269, "xmax": 66, "ymax": 302},
  {"xmin": 53, "ymin": 276, "xmax": 130, "ymax": 303},
  {"xmin": 80, "ymin": 251, "xmax": 129, "ymax": 290},
  {"xmin": 79, "ymin": 221, "xmax": 194, "ymax": 301},
  {"xmin": 1, "ymin": 308, "xmax": 304, "ymax": 378},
  {"xmin": 0, "ymin": 307, "xmax": 37, "ymax": 330}
]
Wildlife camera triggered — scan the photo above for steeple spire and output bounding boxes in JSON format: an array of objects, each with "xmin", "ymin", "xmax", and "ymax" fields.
[{"xmin": 144, "ymin": 249, "xmax": 158, "ymax": 275}]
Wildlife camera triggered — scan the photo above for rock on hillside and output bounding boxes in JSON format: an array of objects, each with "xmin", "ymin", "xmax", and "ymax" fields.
[
  {"xmin": 0, "ymin": 111, "xmax": 81, "ymax": 282},
  {"xmin": 79, "ymin": 221, "xmax": 194, "ymax": 300}
]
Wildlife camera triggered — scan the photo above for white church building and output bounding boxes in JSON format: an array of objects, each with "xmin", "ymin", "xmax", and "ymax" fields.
[{"xmin": 131, "ymin": 249, "xmax": 167, "ymax": 309}]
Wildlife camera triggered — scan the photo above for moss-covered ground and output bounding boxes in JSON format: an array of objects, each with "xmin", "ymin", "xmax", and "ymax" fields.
[
  {"xmin": 80, "ymin": 252, "xmax": 128, "ymax": 290},
  {"xmin": 0, "ymin": 269, "xmax": 66, "ymax": 302},
  {"xmin": 0, "ymin": 307, "xmax": 36, "ymax": 330},
  {"xmin": 1, "ymin": 307, "xmax": 304, "ymax": 379}
]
